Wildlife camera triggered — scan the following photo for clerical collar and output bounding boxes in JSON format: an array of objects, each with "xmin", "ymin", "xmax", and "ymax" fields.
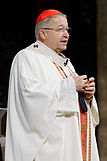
[{"xmin": 33, "ymin": 40, "xmax": 70, "ymax": 67}]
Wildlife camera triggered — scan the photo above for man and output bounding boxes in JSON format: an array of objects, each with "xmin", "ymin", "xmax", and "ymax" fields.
[{"xmin": 5, "ymin": 9, "xmax": 100, "ymax": 161}]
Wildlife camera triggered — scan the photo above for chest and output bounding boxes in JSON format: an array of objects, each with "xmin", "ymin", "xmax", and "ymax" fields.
[{"xmin": 36, "ymin": 58, "xmax": 73, "ymax": 84}]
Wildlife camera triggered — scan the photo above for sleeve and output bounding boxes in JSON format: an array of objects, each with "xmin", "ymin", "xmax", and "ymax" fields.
[
  {"xmin": 57, "ymin": 76, "xmax": 79, "ymax": 115},
  {"xmin": 85, "ymin": 96, "xmax": 99, "ymax": 126},
  {"xmin": 18, "ymin": 52, "xmax": 58, "ymax": 139}
]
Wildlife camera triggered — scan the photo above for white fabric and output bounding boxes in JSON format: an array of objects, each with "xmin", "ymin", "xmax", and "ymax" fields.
[{"xmin": 5, "ymin": 40, "xmax": 100, "ymax": 161}]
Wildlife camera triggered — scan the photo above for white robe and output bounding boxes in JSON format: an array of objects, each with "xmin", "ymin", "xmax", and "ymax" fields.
[{"xmin": 5, "ymin": 40, "xmax": 100, "ymax": 161}]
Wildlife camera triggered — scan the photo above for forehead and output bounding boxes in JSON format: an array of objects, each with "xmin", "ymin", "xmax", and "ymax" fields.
[{"xmin": 49, "ymin": 15, "xmax": 68, "ymax": 27}]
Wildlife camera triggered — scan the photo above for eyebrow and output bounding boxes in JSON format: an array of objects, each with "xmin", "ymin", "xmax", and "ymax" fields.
[
  {"xmin": 58, "ymin": 25, "xmax": 64, "ymax": 27},
  {"xmin": 57, "ymin": 25, "xmax": 68, "ymax": 28}
]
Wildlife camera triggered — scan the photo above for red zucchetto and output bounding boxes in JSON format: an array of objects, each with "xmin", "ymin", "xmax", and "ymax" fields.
[{"xmin": 36, "ymin": 9, "xmax": 63, "ymax": 24}]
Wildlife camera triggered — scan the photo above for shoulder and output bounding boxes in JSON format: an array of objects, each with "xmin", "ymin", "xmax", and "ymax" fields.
[
  {"xmin": 12, "ymin": 43, "xmax": 46, "ymax": 66},
  {"xmin": 11, "ymin": 43, "xmax": 52, "ymax": 74}
]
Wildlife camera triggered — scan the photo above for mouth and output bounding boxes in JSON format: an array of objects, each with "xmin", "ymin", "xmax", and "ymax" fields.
[{"xmin": 60, "ymin": 39, "xmax": 68, "ymax": 45}]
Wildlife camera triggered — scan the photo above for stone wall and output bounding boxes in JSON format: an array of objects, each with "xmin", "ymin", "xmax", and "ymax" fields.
[{"xmin": 97, "ymin": 0, "xmax": 107, "ymax": 160}]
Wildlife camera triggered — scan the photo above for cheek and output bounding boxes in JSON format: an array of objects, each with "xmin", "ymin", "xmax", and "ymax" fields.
[
  {"xmin": 54, "ymin": 40, "xmax": 62, "ymax": 50},
  {"xmin": 48, "ymin": 34, "xmax": 56, "ymax": 42},
  {"xmin": 50, "ymin": 36, "xmax": 61, "ymax": 46}
]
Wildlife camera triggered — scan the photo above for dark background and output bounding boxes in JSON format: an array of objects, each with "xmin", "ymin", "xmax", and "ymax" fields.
[{"xmin": 0, "ymin": 0, "xmax": 97, "ymax": 107}]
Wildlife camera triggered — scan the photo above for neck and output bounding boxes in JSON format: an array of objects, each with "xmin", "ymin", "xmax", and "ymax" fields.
[{"xmin": 38, "ymin": 39, "xmax": 62, "ymax": 54}]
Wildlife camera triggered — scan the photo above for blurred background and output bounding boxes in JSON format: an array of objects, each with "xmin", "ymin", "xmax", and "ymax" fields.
[{"xmin": 0, "ymin": 0, "xmax": 107, "ymax": 160}]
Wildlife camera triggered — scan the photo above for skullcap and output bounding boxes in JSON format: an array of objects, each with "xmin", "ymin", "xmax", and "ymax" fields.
[{"xmin": 36, "ymin": 9, "xmax": 63, "ymax": 24}]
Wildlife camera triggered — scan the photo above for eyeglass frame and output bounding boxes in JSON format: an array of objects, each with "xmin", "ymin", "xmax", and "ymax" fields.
[{"xmin": 41, "ymin": 26, "xmax": 72, "ymax": 35}]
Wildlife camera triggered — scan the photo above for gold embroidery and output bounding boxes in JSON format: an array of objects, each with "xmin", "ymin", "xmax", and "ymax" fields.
[
  {"xmin": 88, "ymin": 111, "xmax": 91, "ymax": 161},
  {"xmin": 53, "ymin": 62, "xmax": 65, "ymax": 79},
  {"xmin": 80, "ymin": 106, "xmax": 87, "ymax": 161}
]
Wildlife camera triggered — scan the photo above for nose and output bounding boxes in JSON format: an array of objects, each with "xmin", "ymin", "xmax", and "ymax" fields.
[{"xmin": 63, "ymin": 29, "xmax": 70, "ymax": 38}]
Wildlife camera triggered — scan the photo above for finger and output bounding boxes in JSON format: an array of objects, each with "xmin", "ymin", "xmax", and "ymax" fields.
[
  {"xmin": 81, "ymin": 75, "xmax": 87, "ymax": 80},
  {"xmin": 87, "ymin": 82, "xmax": 95, "ymax": 87},
  {"xmin": 83, "ymin": 79, "xmax": 88, "ymax": 84},
  {"xmin": 85, "ymin": 86, "xmax": 95, "ymax": 91},
  {"xmin": 88, "ymin": 77, "xmax": 95, "ymax": 83},
  {"xmin": 84, "ymin": 91, "xmax": 95, "ymax": 96},
  {"xmin": 83, "ymin": 79, "xmax": 88, "ymax": 89},
  {"xmin": 83, "ymin": 83, "xmax": 87, "ymax": 89}
]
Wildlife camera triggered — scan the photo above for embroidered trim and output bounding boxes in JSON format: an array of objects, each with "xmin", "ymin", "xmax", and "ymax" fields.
[
  {"xmin": 59, "ymin": 66, "xmax": 67, "ymax": 78},
  {"xmin": 67, "ymin": 65, "xmax": 73, "ymax": 73},
  {"xmin": 53, "ymin": 62, "xmax": 65, "ymax": 79},
  {"xmin": 80, "ymin": 104, "xmax": 87, "ymax": 161},
  {"xmin": 88, "ymin": 111, "xmax": 91, "ymax": 161}
]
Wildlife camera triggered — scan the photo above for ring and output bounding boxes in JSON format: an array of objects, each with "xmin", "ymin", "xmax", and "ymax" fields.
[{"xmin": 83, "ymin": 84, "xmax": 87, "ymax": 89}]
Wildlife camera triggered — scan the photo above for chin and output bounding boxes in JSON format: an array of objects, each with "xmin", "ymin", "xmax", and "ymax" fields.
[
  {"xmin": 61, "ymin": 46, "xmax": 67, "ymax": 51},
  {"xmin": 56, "ymin": 46, "xmax": 67, "ymax": 53}
]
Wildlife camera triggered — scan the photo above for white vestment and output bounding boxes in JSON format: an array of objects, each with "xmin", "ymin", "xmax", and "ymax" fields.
[{"xmin": 5, "ymin": 40, "xmax": 100, "ymax": 161}]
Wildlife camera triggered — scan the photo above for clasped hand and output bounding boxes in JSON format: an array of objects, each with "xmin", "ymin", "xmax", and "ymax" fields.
[{"xmin": 70, "ymin": 72, "xmax": 95, "ymax": 100}]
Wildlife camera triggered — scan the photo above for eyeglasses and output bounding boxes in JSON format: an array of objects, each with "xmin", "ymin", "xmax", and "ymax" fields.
[{"xmin": 41, "ymin": 27, "xmax": 72, "ymax": 35}]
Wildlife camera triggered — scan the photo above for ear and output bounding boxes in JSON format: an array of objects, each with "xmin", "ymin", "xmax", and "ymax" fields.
[{"xmin": 39, "ymin": 29, "xmax": 47, "ymax": 40}]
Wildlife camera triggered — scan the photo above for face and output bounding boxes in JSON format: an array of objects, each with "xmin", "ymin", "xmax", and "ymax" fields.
[{"xmin": 39, "ymin": 15, "xmax": 70, "ymax": 53}]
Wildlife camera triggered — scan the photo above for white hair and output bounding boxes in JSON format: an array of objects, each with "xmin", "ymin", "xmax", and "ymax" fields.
[{"xmin": 35, "ymin": 14, "xmax": 67, "ymax": 40}]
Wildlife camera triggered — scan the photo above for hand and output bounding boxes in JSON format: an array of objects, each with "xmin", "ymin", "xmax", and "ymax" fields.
[
  {"xmin": 70, "ymin": 72, "xmax": 88, "ymax": 92},
  {"xmin": 84, "ymin": 77, "xmax": 95, "ymax": 99}
]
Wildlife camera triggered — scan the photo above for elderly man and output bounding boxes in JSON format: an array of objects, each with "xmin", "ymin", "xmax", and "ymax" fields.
[{"xmin": 5, "ymin": 9, "xmax": 100, "ymax": 161}]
